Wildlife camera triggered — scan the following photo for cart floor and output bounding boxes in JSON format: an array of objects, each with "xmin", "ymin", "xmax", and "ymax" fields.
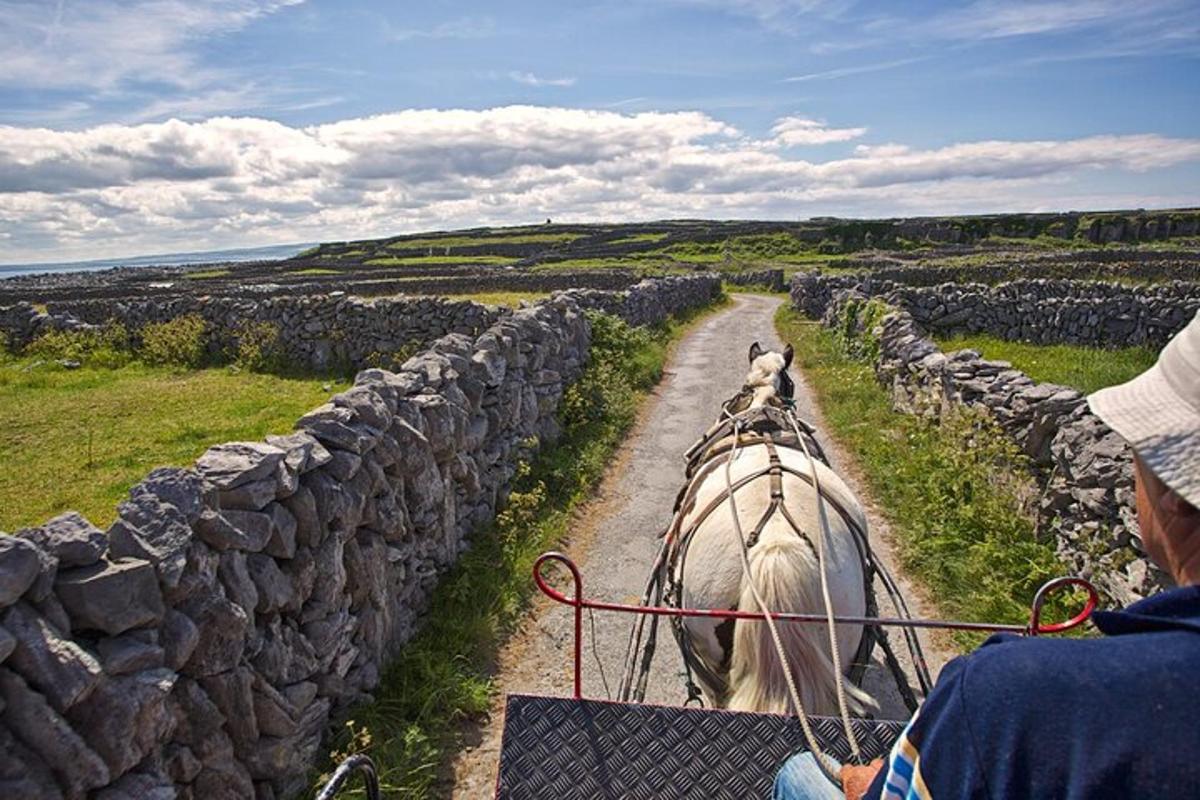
[{"xmin": 496, "ymin": 694, "xmax": 906, "ymax": 799}]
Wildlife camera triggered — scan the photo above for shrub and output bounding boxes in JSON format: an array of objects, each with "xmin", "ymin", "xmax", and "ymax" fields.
[
  {"xmin": 24, "ymin": 322, "xmax": 132, "ymax": 368},
  {"xmin": 231, "ymin": 321, "xmax": 285, "ymax": 372},
  {"xmin": 139, "ymin": 314, "xmax": 208, "ymax": 368}
]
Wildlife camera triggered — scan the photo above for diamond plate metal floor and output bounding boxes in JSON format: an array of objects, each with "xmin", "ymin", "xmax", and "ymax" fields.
[{"xmin": 496, "ymin": 694, "xmax": 905, "ymax": 799}]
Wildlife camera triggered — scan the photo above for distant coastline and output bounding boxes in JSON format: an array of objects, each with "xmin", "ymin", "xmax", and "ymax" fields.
[{"xmin": 0, "ymin": 242, "xmax": 314, "ymax": 279}]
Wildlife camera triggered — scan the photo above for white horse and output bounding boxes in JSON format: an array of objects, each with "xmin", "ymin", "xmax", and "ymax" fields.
[{"xmin": 669, "ymin": 342, "xmax": 876, "ymax": 717}]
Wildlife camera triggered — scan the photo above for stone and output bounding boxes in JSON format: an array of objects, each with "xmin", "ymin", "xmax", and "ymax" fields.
[
  {"xmin": 180, "ymin": 594, "xmax": 249, "ymax": 677},
  {"xmin": 265, "ymin": 502, "xmax": 298, "ymax": 559},
  {"xmin": 326, "ymin": 449, "xmax": 362, "ymax": 481},
  {"xmin": 129, "ymin": 467, "xmax": 210, "ymax": 523},
  {"xmin": 195, "ymin": 508, "xmax": 273, "ymax": 552},
  {"xmin": 248, "ymin": 554, "xmax": 293, "ymax": 614},
  {"xmin": 2, "ymin": 601, "xmax": 102, "ymax": 712},
  {"xmin": 265, "ymin": 431, "xmax": 332, "ymax": 474},
  {"xmin": 93, "ymin": 770, "xmax": 177, "ymax": 800},
  {"xmin": 200, "ymin": 666, "xmax": 258, "ymax": 747},
  {"xmin": 0, "ymin": 535, "xmax": 42, "ymax": 607},
  {"xmin": 333, "ymin": 386, "xmax": 393, "ymax": 429},
  {"xmin": 163, "ymin": 744, "xmax": 202, "ymax": 784},
  {"xmin": 0, "ymin": 724, "xmax": 65, "ymax": 800},
  {"xmin": 196, "ymin": 442, "xmax": 286, "ymax": 490},
  {"xmin": 16, "ymin": 512, "xmax": 107, "ymax": 568},
  {"xmin": 97, "ymin": 632, "xmax": 164, "ymax": 675},
  {"xmin": 67, "ymin": 668, "xmax": 178, "ymax": 779},
  {"xmin": 0, "ymin": 667, "xmax": 110, "ymax": 796},
  {"xmin": 218, "ymin": 477, "xmax": 278, "ymax": 511},
  {"xmin": 251, "ymin": 618, "xmax": 319, "ymax": 685},
  {"xmin": 297, "ymin": 404, "xmax": 379, "ymax": 454},
  {"xmin": 193, "ymin": 759, "xmax": 255, "ymax": 800},
  {"xmin": 55, "ymin": 557, "xmax": 165, "ymax": 635},
  {"xmin": 161, "ymin": 609, "xmax": 200, "ymax": 671},
  {"xmin": 0, "ymin": 625, "xmax": 14, "ymax": 663},
  {"xmin": 217, "ymin": 551, "xmax": 258, "ymax": 616},
  {"xmin": 251, "ymin": 673, "xmax": 298, "ymax": 737},
  {"xmin": 279, "ymin": 546, "xmax": 316, "ymax": 615},
  {"xmin": 282, "ymin": 485, "xmax": 322, "ymax": 548},
  {"xmin": 107, "ymin": 497, "xmax": 194, "ymax": 590}
]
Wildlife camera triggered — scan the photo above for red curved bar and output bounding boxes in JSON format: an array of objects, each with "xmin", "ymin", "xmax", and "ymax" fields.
[
  {"xmin": 534, "ymin": 552, "xmax": 1098, "ymax": 637},
  {"xmin": 1029, "ymin": 576, "xmax": 1099, "ymax": 635}
]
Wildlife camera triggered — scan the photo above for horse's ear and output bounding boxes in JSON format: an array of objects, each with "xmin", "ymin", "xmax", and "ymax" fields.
[
  {"xmin": 748, "ymin": 342, "xmax": 763, "ymax": 364},
  {"xmin": 782, "ymin": 343, "xmax": 794, "ymax": 368}
]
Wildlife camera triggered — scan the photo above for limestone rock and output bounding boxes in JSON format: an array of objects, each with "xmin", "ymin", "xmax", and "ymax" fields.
[
  {"xmin": 0, "ymin": 536, "xmax": 42, "ymax": 607},
  {"xmin": 97, "ymin": 631, "xmax": 164, "ymax": 675},
  {"xmin": 16, "ymin": 512, "xmax": 107, "ymax": 568},
  {"xmin": 180, "ymin": 594, "xmax": 249, "ymax": 677},
  {"xmin": 0, "ymin": 666, "xmax": 110, "ymax": 796},
  {"xmin": 67, "ymin": 668, "xmax": 178, "ymax": 779},
  {"xmin": 55, "ymin": 557, "xmax": 164, "ymax": 635},
  {"xmin": 196, "ymin": 442, "xmax": 286, "ymax": 490},
  {"xmin": 160, "ymin": 609, "xmax": 200, "ymax": 671},
  {"xmin": 2, "ymin": 601, "xmax": 102, "ymax": 712}
]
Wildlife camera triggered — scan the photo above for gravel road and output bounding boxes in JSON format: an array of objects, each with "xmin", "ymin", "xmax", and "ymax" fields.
[{"xmin": 448, "ymin": 294, "xmax": 953, "ymax": 797}]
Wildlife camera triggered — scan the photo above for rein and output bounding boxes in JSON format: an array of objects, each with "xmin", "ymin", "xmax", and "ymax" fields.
[{"xmin": 618, "ymin": 386, "xmax": 933, "ymax": 777}]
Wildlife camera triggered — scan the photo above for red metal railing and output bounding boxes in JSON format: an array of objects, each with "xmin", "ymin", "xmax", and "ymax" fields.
[{"xmin": 533, "ymin": 551, "xmax": 1099, "ymax": 700}]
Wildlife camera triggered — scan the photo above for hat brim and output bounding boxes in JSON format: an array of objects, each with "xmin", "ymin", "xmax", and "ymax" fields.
[{"xmin": 1088, "ymin": 366, "xmax": 1200, "ymax": 509}]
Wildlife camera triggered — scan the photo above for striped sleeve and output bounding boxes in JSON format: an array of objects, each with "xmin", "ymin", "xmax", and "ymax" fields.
[
  {"xmin": 864, "ymin": 653, "xmax": 987, "ymax": 800},
  {"xmin": 878, "ymin": 712, "xmax": 932, "ymax": 800}
]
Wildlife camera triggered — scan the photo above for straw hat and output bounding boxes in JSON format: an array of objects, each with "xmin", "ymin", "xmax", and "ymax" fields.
[{"xmin": 1088, "ymin": 310, "xmax": 1200, "ymax": 509}]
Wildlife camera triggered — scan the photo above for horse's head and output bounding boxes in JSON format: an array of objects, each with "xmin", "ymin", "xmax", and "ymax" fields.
[{"xmin": 742, "ymin": 341, "xmax": 795, "ymax": 410}]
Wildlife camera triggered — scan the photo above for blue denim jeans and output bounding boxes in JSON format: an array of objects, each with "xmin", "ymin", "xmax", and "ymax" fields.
[{"xmin": 773, "ymin": 752, "xmax": 844, "ymax": 800}]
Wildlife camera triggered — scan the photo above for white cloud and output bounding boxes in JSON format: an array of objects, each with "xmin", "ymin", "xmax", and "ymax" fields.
[
  {"xmin": 768, "ymin": 116, "xmax": 866, "ymax": 146},
  {"xmin": 388, "ymin": 16, "xmax": 495, "ymax": 42},
  {"xmin": 508, "ymin": 71, "xmax": 577, "ymax": 88},
  {"xmin": 0, "ymin": 0, "xmax": 303, "ymax": 91},
  {"xmin": 930, "ymin": 0, "xmax": 1135, "ymax": 40},
  {"xmin": 782, "ymin": 57, "xmax": 927, "ymax": 82},
  {"xmin": 1, "ymin": 106, "xmax": 1198, "ymax": 262}
]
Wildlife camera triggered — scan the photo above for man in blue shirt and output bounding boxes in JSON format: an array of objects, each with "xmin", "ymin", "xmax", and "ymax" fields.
[{"xmin": 776, "ymin": 309, "xmax": 1200, "ymax": 799}]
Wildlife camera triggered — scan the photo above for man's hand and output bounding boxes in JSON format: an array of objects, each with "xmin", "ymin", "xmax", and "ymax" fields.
[{"xmin": 840, "ymin": 759, "xmax": 883, "ymax": 800}]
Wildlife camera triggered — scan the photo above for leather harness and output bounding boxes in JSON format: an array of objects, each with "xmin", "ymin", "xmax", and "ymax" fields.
[{"xmin": 661, "ymin": 396, "xmax": 879, "ymax": 707}]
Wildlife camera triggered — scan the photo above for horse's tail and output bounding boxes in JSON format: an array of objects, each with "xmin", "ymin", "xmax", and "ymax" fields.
[{"xmin": 727, "ymin": 525, "xmax": 875, "ymax": 717}]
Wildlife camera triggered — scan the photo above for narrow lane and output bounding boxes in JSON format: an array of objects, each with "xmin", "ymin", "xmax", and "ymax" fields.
[{"xmin": 450, "ymin": 294, "xmax": 952, "ymax": 796}]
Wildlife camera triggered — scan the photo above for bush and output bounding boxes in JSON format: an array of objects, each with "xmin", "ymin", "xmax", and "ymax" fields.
[
  {"xmin": 139, "ymin": 314, "xmax": 208, "ymax": 368},
  {"xmin": 231, "ymin": 321, "xmax": 285, "ymax": 372},
  {"xmin": 24, "ymin": 322, "xmax": 132, "ymax": 368}
]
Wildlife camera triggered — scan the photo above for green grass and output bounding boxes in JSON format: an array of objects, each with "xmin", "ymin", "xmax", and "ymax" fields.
[
  {"xmin": 0, "ymin": 353, "xmax": 347, "ymax": 531},
  {"xmin": 289, "ymin": 268, "xmax": 341, "ymax": 276},
  {"xmin": 933, "ymin": 333, "xmax": 1157, "ymax": 394},
  {"xmin": 363, "ymin": 255, "xmax": 521, "ymax": 267},
  {"xmin": 183, "ymin": 268, "xmax": 232, "ymax": 279},
  {"xmin": 314, "ymin": 298, "xmax": 728, "ymax": 798},
  {"xmin": 385, "ymin": 233, "xmax": 582, "ymax": 250},
  {"xmin": 775, "ymin": 307, "xmax": 1079, "ymax": 649},
  {"xmin": 607, "ymin": 232, "xmax": 669, "ymax": 245},
  {"xmin": 447, "ymin": 290, "xmax": 551, "ymax": 307}
]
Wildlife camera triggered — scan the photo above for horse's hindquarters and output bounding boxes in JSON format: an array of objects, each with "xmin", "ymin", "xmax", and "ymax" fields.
[{"xmin": 672, "ymin": 444, "xmax": 870, "ymax": 715}]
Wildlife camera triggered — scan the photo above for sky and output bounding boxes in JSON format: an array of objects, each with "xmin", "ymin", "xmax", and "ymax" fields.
[{"xmin": 1, "ymin": 0, "xmax": 1198, "ymax": 263}]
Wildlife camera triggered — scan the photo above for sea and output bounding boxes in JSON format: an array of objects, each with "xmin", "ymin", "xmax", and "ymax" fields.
[{"xmin": 0, "ymin": 242, "xmax": 315, "ymax": 280}]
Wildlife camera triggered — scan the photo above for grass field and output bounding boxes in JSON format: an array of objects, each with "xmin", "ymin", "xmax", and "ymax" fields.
[
  {"xmin": 449, "ymin": 290, "xmax": 550, "ymax": 306},
  {"xmin": 316, "ymin": 298, "xmax": 728, "ymax": 798},
  {"xmin": 363, "ymin": 255, "xmax": 520, "ymax": 267},
  {"xmin": 934, "ymin": 333, "xmax": 1157, "ymax": 394},
  {"xmin": 385, "ymin": 233, "xmax": 582, "ymax": 250},
  {"xmin": 775, "ymin": 308, "xmax": 1076, "ymax": 649},
  {"xmin": 0, "ymin": 353, "xmax": 347, "ymax": 530}
]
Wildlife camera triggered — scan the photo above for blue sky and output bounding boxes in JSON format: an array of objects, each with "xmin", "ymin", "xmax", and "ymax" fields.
[{"xmin": 1, "ymin": 0, "xmax": 1198, "ymax": 262}]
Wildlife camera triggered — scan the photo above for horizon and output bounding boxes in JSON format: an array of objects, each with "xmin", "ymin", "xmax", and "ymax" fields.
[
  {"xmin": 5, "ymin": 204, "xmax": 1199, "ymax": 271},
  {"xmin": 2, "ymin": 0, "xmax": 1198, "ymax": 263}
]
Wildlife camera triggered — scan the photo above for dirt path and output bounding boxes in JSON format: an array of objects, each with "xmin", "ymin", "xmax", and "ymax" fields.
[{"xmin": 448, "ymin": 294, "xmax": 954, "ymax": 797}]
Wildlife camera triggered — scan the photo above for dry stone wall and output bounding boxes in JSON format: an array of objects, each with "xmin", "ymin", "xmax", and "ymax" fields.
[
  {"xmin": 722, "ymin": 269, "xmax": 786, "ymax": 292},
  {"xmin": 791, "ymin": 271, "xmax": 1200, "ymax": 347},
  {"xmin": 818, "ymin": 290, "xmax": 1168, "ymax": 608},
  {"xmin": 1, "ymin": 294, "xmax": 504, "ymax": 372},
  {"xmin": 0, "ymin": 275, "xmax": 720, "ymax": 800}
]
